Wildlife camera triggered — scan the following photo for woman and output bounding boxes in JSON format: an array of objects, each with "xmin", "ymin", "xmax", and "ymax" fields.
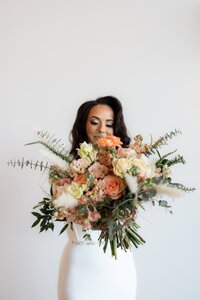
[{"xmin": 57, "ymin": 96, "xmax": 137, "ymax": 300}]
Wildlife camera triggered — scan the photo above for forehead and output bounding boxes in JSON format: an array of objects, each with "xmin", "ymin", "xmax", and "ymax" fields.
[{"xmin": 88, "ymin": 104, "xmax": 114, "ymax": 120}]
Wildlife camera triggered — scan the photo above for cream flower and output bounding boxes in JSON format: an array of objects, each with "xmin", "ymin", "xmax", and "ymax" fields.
[
  {"xmin": 112, "ymin": 158, "xmax": 133, "ymax": 178},
  {"xmin": 132, "ymin": 155, "xmax": 156, "ymax": 179},
  {"xmin": 66, "ymin": 182, "xmax": 88, "ymax": 199},
  {"xmin": 54, "ymin": 192, "xmax": 78, "ymax": 209},
  {"xmin": 77, "ymin": 142, "xmax": 97, "ymax": 161}
]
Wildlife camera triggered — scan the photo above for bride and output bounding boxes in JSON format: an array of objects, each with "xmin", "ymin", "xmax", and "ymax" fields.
[{"xmin": 56, "ymin": 96, "xmax": 137, "ymax": 300}]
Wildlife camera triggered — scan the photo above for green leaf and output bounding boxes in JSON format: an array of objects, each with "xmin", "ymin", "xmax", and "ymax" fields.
[
  {"xmin": 41, "ymin": 218, "xmax": 47, "ymax": 227},
  {"xmin": 83, "ymin": 233, "xmax": 92, "ymax": 241},
  {"xmin": 77, "ymin": 205, "xmax": 87, "ymax": 217},
  {"xmin": 31, "ymin": 212, "xmax": 41, "ymax": 218},
  {"xmin": 48, "ymin": 223, "xmax": 54, "ymax": 231},
  {"xmin": 59, "ymin": 223, "xmax": 68, "ymax": 235},
  {"xmin": 159, "ymin": 200, "xmax": 168, "ymax": 207},
  {"xmin": 145, "ymin": 188, "xmax": 157, "ymax": 197},
  {"xmin": 31, "ymin": 219, "xmax": 40, "ymax": 228},
  {"xmin": 40, "ymin": 226, "xmax": 46, "ymax": 233}
]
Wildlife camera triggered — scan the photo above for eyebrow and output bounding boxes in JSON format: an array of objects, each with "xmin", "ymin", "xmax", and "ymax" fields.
[{"xmin": 90, "ymin": 116, "xmax": 114, "ymax": 122}]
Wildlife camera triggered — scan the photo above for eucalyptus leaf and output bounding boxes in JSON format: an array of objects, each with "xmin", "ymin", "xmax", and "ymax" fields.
[{"xmin": 159, "ymin": 200, "xmax": 168, "ymax": 207}]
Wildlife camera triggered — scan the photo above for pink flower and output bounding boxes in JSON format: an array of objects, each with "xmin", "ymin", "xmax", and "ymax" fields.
[
  {"xmin": 89, "ymin": 162, "xmax": 109, "ymax": 179},
  {"xmin": 98, "ymin": 150, "xmax": 112, "ymax": 166},
  {"xmin": 102, "ymin": 174, "xmax": 125, "ymax": 200}
]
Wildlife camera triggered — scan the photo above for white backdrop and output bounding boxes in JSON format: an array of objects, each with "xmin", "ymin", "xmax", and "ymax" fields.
[{"xmin": 0, "ymin": 0, "xmax": 199, "ymax": 299}]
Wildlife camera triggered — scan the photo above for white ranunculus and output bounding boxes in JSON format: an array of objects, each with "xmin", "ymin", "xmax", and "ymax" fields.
[{"xmin": 54, "ymin": 192, "xmax": 78, "ymax": 209}]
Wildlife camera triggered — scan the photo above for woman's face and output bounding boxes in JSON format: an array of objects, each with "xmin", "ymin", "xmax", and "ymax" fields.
[{"xmin": 86, "ymin": 104, "xmax": 114, "ymax": 144}]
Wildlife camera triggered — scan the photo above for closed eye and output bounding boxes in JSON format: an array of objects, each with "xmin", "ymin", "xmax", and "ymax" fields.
[{"xmin": 90, "ymin": 121, "xmax": 99, "ymax": 125}]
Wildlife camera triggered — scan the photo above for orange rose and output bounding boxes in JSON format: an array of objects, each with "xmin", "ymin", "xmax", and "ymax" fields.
[
  {"xmin": 97, "ymin": 135, "xmax": 122, "ymax": 148},
  {"xmin": 102, "ymin": 174, "xmax": 125, "ymax": 200}
]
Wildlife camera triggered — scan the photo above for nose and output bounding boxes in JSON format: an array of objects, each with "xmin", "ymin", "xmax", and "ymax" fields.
[{"xmin": 97, "ymin": 123, "xmax": 106, "ymax": 134}]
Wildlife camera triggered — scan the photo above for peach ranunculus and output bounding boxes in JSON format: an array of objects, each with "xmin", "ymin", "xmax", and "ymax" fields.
[
  {"xmin": 96, "ymin": 135, "xmax": 122, "ymax": 148},
  {"xmin": 102, "ymin": 174, "xmax": 125, "ymax": 200}
]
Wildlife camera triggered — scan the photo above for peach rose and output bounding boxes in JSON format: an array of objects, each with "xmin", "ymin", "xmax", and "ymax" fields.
[{"xmin": 102, "ymin": 174, "xmax": 125, "ymax": 200}]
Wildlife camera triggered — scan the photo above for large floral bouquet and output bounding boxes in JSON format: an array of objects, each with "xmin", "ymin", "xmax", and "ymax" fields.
[{"xmin": 8, "ymin": 129, "xmax": 194, "ymax": 258}]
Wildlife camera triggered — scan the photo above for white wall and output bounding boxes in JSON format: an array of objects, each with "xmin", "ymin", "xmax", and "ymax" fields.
[{"xmin": 1, "ymin": 0, "xmax": 199, "ymax": 299}]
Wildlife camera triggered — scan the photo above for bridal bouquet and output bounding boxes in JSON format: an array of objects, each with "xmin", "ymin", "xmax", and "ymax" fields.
[{"xmin": 8, "ymin": 129, "xmax": 194, "ymax": 258}]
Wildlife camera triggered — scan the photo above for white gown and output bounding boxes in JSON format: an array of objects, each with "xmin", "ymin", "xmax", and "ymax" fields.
[{"xmin": 57, "ymin": 224, "xmax": 137, "ymax": 300}]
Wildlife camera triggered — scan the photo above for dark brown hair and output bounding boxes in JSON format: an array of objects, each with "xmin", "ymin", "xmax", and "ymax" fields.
[{"xmin": 69, "ymin": 96, "xmax": 131, "ymax": 157}]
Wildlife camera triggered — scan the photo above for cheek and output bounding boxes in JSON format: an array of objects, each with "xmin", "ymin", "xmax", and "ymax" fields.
[
  {"xmin": 86, "ymin": 123, "xmax": 95, "ymax": 136},
  {"xmin": 108, "ymin": 127, "xmax": 114, "ymax": 135}
]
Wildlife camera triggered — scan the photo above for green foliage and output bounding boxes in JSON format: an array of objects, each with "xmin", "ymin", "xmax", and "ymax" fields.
[
  {"xmin": 31, "ymin": 197, "xmax": 55, "ymax": 232},
  {"xmin": 83, "ymin": 233, "xmax": 92, "ymax": 241},
  {"xmin": 147, "ymin": 129, "xmax": 182, "ymax": 155},
  {"xmin": 169, "ymin": 182, "xmax": 196, "ymax": 192},
  {"xmin": 25, "ymin": 130, "xmax": 73, "ymax": 163},
  {"xmin": 76, "ymin": 204, "xmax": 88, "ymax": 217},
  {"xmin": 156, "ymin": 153, "xmax": 185, "ymax": 168},
  {"xmin": 158, "ymin": 200, "xmax": 171, "ymax": 208},
  {"xmin": 59, "ymin": 223, "xmax": 69, "ymax": 235},
  {"xmin": 7, "ymin": 158, "xmax": 50, "ymax": 172},
  {"xmin": 49, "ymin": 168, "xmax": 71, "ymax": 181}
]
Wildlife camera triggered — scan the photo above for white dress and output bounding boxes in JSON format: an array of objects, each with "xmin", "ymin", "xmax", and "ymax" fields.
[{"xmin": 57, "ymin": 224, "xmax": 137, "ymax": 300}]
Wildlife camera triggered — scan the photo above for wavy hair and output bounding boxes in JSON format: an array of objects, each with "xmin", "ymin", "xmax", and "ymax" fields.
[{"xmin": 69, "ymin": 96, "xmax": 131, "ymax": 157}]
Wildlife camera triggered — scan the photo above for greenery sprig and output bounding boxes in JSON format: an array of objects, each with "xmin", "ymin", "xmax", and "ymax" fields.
[
  {"xmin": 147, "ymin": 129, "xmax": 182, "ymax": 155},
  {"xmin": 7, "ymin": 158, "xmax": 50, "ymax": 172}
]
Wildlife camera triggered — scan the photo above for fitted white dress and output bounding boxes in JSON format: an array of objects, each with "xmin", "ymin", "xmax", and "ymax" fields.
[{"xmin": 57, "ymin": 224, "xmax": 137, "ymax": 300}]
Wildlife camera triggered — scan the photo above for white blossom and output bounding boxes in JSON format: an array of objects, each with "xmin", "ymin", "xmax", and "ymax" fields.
[{"xmin": 54, "ymin": 192, "xmax": 78, "ymax": 209}]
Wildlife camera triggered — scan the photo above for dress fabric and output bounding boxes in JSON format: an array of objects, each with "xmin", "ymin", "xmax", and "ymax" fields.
[{"xmin": 57, "ymin": 224, "xmax": 137, "ymax": 300}]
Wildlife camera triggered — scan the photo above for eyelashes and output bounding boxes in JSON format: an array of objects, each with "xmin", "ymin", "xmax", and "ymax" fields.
[
  {"xmin": 90, "ymin": 121, "xmax": 113, "ymax": 127},
  {"xmin": 90, "ymin": 121, "xmax": 98, "ymax": 125}
]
